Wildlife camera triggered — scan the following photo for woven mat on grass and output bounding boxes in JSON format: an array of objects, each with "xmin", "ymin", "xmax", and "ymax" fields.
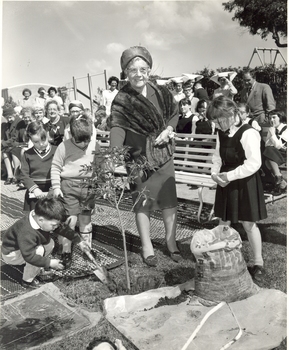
[
  {"xmin": 1, "ymin": 184, "xmax": 215, "ymax": 245},
  {"xmin": 0, "ymin": 231, "xmax": 125, "ymax": 302},
  {"xmin": 1, "ymin": 183, "xmax": 215, "ymax": 301},
  {"xmin": 92, "ymin": 197, "xmax": 215, "ymax": 246}
]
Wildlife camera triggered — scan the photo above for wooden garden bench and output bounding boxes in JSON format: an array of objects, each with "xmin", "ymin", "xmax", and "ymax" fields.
[{"xmin": 173, "ymin": 133, "xmax": 217, "ymax": 222}]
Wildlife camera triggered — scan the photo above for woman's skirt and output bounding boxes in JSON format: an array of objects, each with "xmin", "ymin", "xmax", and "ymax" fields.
[
  {"xmin": 130, "ymin": 158, "xmax": 177, "ymax": 213},
  {"xmin": 214, "ymin": 171, "xmax": 267, "ymax": 223},
  {"xmin": 263, "ymin": 146, "xmax": 286, "ymax": 166}
]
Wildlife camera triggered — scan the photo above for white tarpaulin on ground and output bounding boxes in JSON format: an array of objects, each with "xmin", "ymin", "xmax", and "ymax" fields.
[{"xmin": 104, "ymin": 285, "xmax": 286, "ymax": 350}]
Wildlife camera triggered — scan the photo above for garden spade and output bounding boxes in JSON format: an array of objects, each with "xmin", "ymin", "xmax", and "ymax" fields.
[{"xmin": 82, "ymin": 249, "xmax": 109, "ymax": 284}]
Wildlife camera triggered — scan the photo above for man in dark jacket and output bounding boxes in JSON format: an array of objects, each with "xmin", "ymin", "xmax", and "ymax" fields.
[{"xmin": 240, "ymin": 68, "xmax": 276, "ymax": 125}]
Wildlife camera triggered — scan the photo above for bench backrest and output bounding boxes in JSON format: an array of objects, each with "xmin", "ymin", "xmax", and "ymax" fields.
[
  {"xmin": 96, "ymin": 130, "xmax": 110, "ymax": 149},
  {"xmin": 174, "ymin": 133, "xmax": 217, "ymax": 175},
  {"xmin": 96, "ymin": 131, "xmax": 217, "ymax": 175}
]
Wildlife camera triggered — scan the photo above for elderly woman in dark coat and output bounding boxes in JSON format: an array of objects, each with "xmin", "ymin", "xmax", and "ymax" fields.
[{"xmin": 109, "ymin": 46, "xmax": 181, "ymax": 266}]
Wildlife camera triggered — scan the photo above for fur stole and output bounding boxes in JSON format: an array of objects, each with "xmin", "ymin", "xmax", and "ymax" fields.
[{"xmin": 109, "ymin": 81, "xmax": 178, "ymax": 169}]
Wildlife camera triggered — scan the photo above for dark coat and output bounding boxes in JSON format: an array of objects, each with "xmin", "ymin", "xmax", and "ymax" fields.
[
  {"xmin": 240, "ymin": 82, "xmax": 276, "ymax": 124},
  {"xmin": 1, "ymin": 116, "xmax": 23, "ymax": 151}
]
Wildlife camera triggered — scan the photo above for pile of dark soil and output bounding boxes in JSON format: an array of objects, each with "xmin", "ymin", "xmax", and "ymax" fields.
[{"xmin": 153, "ymin": 290, "xmax": 193, "ymax": 309}]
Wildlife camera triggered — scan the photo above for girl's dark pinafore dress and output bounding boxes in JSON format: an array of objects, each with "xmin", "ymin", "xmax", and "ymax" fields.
[{"xmin": 214, "ymin": 124, "xmax": 267, "ymax": 223}]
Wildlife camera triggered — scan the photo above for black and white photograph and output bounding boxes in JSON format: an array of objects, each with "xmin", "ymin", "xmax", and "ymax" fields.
[{"xmin": 1, "ymin": 1, "xmax": 287, "ymax": 349}]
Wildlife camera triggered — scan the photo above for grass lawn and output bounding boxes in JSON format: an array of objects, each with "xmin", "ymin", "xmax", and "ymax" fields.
[{"xmin": 30, "ymin": 196, "xmax": 288, "ymax": 350}]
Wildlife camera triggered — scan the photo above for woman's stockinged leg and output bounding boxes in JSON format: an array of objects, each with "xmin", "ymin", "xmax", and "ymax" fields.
[
  {"xmin": 3, "ymin": 153, "xmax": 13, "ymax": 178},
  {"xmin": 136, "ymin": 211, "xmax": 154, "ymax": 258},
  {"xmin": 241, "ymin": 221, "xmax": 263, "ymax": 266},
  {"xmin": 269, "ymin": 160, "xmax": 282, "ymax": 177},
  {"xmin": 162, "ymin": 207, "xmax": 178, "ymax": 252}
]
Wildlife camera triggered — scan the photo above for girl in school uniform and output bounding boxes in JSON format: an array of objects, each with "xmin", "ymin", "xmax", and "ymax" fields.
[
  {"xmin": 237, "ymin": 103, "xmax": 261, "ymax": 132},
  {"xmin": 194, "ymin": 99, "xmax": 215, "ymax": 136},
  {"xmin": 263, "ymin": 109, "xmax": 287, "ymax": 192},
  {"xmin": 19, "ymin": 121, "xmax": 57, "ymax": 211},
  {"xmin": 207, "ymin": 96, "xmax": 267, "ymax": 283}
]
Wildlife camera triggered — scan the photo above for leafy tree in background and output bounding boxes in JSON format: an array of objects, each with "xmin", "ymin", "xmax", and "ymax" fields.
[{"xmin": 223, "ymin": 0, "xmax": 287, "ymax": 48}]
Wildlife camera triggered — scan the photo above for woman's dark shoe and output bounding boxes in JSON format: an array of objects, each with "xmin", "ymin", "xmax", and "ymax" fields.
[
  {"xmin": 248, "ymin": 265, "xmax": 265, "ymax": 283},
  {"xmin": 4, "ymin": 178, "xmax": 13, "ymax": 185},
  {"xmin": 11, "ymin": 177, "xmax": 18, "ymax": 185},
  {"xmin": 169, "ymin": 251, "xmax": 182, "ymax": 263},
  {"xmin": 21, "ymin": 278, "xmax": 41, "ymax": 289},
  {"xmin": 275, "ymin": 176, "xmax": 287, "ymax": 191},
  {"xmin": 142, "ymin": 255, "xmax": 158, "ymax": 267}
]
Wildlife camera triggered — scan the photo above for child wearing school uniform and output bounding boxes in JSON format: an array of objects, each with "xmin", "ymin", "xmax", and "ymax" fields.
[
  {"xmin": 51, "ymin": 114, "xmax": 99, "ymax": 267},
  {"xmin": 263, "ymin": 109, "xmax": 287, "ymax": 192},
  {"xmin": 237, "ymin": 103, "xmax": 261, "ymax": 132},
  {"xmin": 1, "ymin": 197, "xmax": 90, "ymax": 289},
  {"xmin": 194, "ymin": 99, "xmax": 215, "ymax": 136},
  {"xmin": 19, "ymin": 121, "xmax": 57, "ymax": 211},
  {"xmin": 207, "ymin": 96, "xmax": 267, "ymax": 283}
]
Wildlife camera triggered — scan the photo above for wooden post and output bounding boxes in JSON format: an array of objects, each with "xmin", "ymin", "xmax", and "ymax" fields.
[
  {"xmin": 73, "ymin": 76, "xmax": 77, "ymax": 100},
  {"xmin": 87, "ymin": 74, "xmax": 94, "ymax": 117},
  {"xmin": 104, "ymin": 69, "xmax": 108, "ymax": 90}
]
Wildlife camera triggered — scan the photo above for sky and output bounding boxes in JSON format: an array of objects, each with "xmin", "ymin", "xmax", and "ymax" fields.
[{"xmin": 1, "ymin": 0, "xmax": 287, "ymax": 102}]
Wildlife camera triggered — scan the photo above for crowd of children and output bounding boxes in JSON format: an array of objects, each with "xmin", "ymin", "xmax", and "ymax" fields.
[{"xmin": 1, "ymin": 90, "xmax": 98, "ymax": 289}]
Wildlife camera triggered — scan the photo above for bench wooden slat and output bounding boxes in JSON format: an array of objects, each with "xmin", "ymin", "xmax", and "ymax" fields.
[
  {"xmin": 175, "ymin": 148, "xmax": 215, "ymax": 155},
  {"xmin": 174, "ymin": 160, "xmax": 213, "ymax": 167},
  {"xmin": 174, "ymin": 154, "xmax": 213, "ymax": 161},
  {"xmin": 175, "ymin": 169, "xmax": 211, "ymax": 176},
  {"xmin": 176, "ymin": 133, "xmax": 217, "ymax": 139}
]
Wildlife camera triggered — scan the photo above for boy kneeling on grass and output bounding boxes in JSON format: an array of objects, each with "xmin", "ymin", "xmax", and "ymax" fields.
[{"xmin": 1, "ymin": 197, "xmax": 90, "ymax": 289}]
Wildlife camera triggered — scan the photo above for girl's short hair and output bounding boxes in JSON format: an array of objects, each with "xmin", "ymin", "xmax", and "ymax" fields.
[
  {"xmin": 182, "ymin": 81, "xmax": 192, "ymax": 90},
  {"xmin": 196, "ymin": 99, "xmax": 208, "ymax": 111},
  {"xmin": 206, "ymin": 95, "xmax": 237, "ymax": 121},
  {"xmin": 237, "ymin": 102, "xmax": 250, "ymax": 114},
  {"xmin": 179, "ymin": 98, "xmax": 191, "ymax": 107},
  {"xmin": 48, "ymin": 87, "xmax": 57, "ymax": 94},
  {"xmin": 34, "ymin": 197, "xmax": 66, "ymax": 222},
  {"xmin": 21, "ymin": 107, "xmax": 33, "ymax": 116},
  {"xmin": 70, "ymin": 115, "xmax": 92, "ymax": 142},
  {"xmin": 173, "ymin": 81, "xmax": 183, "ymax": 88},
  {"xmin": 32, "ymin": 105, "xmax": 44, "ymax": 115},
  {"xmin": 268, "ymin": 109, "xmax": 287, "ymax": 123},
  {"xmin": 22, "ymin": 88, "xmax": 32, "ymax": 96},
  {"xmin": 38, "ymin": 87, "xmax": 46, "ymax": 94},
  {"xmin": 26, "ymin": 121, "xmax": 48, "ymax": 141},
  {"xmin": 108, "ymin": 76, "xmax": 119, "ymax": 85}
]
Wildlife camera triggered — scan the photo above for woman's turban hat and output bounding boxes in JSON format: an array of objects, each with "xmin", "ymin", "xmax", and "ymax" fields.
[
  {"xmin": 68, "ymin": 100, "xmax": 84, "ymax": 111},
  {"xmin": 120, "ymin": 46, "xmax": 153, "ymax": 71}
]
